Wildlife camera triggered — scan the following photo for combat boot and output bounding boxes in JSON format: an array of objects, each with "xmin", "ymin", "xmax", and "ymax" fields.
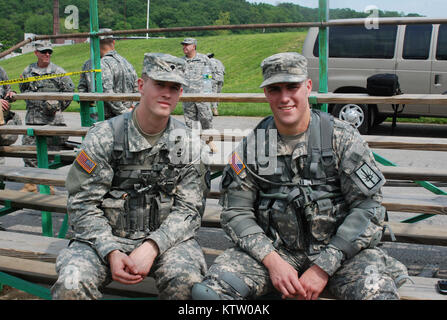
[{"xmin": 20, "ymin": 183, "xmax": 38, "ymax": 193}]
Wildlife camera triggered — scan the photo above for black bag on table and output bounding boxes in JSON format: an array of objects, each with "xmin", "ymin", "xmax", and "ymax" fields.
[{"xmin": 367, "ymin": 73, "xmax": 401, "ymax": 96}]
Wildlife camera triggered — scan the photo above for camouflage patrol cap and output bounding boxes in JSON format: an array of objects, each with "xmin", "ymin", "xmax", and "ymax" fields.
[
  {"xmin": 142, "ymin": 53, "xmax": 187, "ymax": 86},
  {"xmin": 260, "ymin": 52, "xmax": 308, "ymax": 88},
  {"xmin": 181, "ymin": 38, "xmax": 197, "ymax": 46},
  {"xmin": 34, "ymin": 42, "xmax": 53, "ymax": 53},
  {"xmin": 98, "ymin": 28, "xmax": 114, "ymax": 40}
]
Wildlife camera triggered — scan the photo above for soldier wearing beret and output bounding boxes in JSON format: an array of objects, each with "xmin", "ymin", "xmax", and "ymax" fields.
[
  {"xmin": 52, "ymin": 53, "xmax": 209, "ymax": 300},
  {"xmin": 192, "ymin": 52, "xmax": 409, "ymax": 300}
]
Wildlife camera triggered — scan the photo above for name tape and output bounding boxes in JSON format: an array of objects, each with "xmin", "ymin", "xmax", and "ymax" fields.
[{"xmin": 0, "ymin": 69, "xmax": 101, "ymax": 86}]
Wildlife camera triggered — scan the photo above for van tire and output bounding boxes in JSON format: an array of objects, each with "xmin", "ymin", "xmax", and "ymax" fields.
[{"xmin": 332, "ymin": 103, "xmax": 371, "ymax": 134}]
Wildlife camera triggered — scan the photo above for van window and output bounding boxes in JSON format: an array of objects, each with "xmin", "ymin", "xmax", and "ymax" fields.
[
  {"xmin": 313, "ymin": 25, "xmax": 397, "ymax": 59},
  {"xmin": 403, "ymin": 24, "xmax": 432, "ymax": 60},
  {"xmin": 436, "ymin": 24, "xmax": 447, "ymax": 60}
]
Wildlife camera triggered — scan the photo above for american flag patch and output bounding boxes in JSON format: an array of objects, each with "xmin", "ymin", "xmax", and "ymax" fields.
[
  {"xmin": 230, "ymin": 152, "xmax": 245, "ymax": 175},
  {"xmin": 76, "ymin": 150, "xmax": 97, "ymax": 174}
]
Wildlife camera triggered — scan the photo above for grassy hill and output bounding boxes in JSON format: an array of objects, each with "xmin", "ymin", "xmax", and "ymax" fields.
[{"xmin": 0, "ymin": 31, "xmax": 307, "ymax": 116}]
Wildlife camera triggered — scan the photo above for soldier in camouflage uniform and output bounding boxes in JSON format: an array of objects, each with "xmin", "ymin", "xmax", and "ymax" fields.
[
  {"xmin": 207, "ymin": 53, "xmax": 225, "ymax": 116},
  {"xmin": 78, "ymin": 28, "xmax": 138, "ymax": 120},
  {"xmin": 0, "ymin": 66, "xmax": 22, "ymax": 165},
  {"xmin": 19, "ymin": 42, "xmax": 74, "ymax": 187},
  {"xmin": 51, "ymin": 53, "xmax": 209, "ymax": 300},
  {"xmin": 181, "ymin": 39, "xmax": 214, "ymax": 128},
  {"xmin": 192, "ymin": 52, "xmax": 409, "ymax": 300}
]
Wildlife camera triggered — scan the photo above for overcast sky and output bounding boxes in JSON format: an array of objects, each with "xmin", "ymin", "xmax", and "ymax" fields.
[{"xmin": 246, "ymin": 0, "xmax": 447, "ymax": 18}]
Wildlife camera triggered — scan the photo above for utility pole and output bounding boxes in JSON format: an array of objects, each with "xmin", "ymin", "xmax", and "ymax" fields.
[
  {"xmin": 146, "ymin": 0, "xmax": 150, "ymax": 39},
  {"xmin": 53, "ymin": 0, "xmax": 61, "ymax": 44}
]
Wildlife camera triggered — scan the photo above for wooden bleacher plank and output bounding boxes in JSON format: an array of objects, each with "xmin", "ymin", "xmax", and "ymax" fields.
[
  {"xmin": 3, "ymin": 165, "xmax": 447, "ymax": 191},
  {"xmin": 0, "ymin": 147, "xmax": 76, "ymax": 162},
  {"xmin": 0, "ymin": 190, "xmax": 67, "ymax": 214},
  {"xmin": 0, "ymin": 125, "xmax": 87, "ymax": 137},
  {"xmin": 0, "ymin": 232, "xmax": 444, "ymax": 300},
  {"xmin": 385, "ymin": 222, "xmax": 447, "ymax": 246},
  {"xmin": 0, "ymin": 166, "xmax": 67, "ymax": 187},
  {"xmin": 398, "ymin": 276, "xmax": 447, "ymax": 300},
  {"xmin": 0, "ymin": 230, "xmax": 67, "ymax": 262},
  {"xmin": 14, "ymin": 91, "xmax": 447, "ymax": 105},
  {"xmin": 383, "ymin": 193, "xmax": 447, "ymax": 215}
]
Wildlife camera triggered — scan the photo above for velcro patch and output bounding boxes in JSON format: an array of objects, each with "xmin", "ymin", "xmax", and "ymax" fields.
[
  {"xmin": 76, "ymin": 150, "xmax": 97, "ymax": 174},
  {"xmin": 229, "ymin": 152, "xmax": 245, "ymax": 175},
  {"xmin": 354, "ymin": 162, "xmax": 381, "ymax": 190}
]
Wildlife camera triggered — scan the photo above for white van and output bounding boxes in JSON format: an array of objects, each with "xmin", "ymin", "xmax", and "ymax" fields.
[{"xmin": 302, "ymin": 18, "xmax": 447, "ymax": 134}]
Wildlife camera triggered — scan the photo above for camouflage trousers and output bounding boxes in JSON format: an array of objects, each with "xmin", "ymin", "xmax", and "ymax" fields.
[
  {"xmin": 182, "ymin": 102, "xmax": 213, "ymax": 130},
  {"xmin": 200, "ymin": 246, "xmax": 408, "ymax": 300},
  {"xmin": 211, "ymin": 82, "xmax": 223, "ymax": 110},
  {"xmin": 22, "ymin": 133, "xmax": 68, "ymax": 167},
  {"xmin": 51, "ymin": 238, "xmax": 207, "ymax": 300}
]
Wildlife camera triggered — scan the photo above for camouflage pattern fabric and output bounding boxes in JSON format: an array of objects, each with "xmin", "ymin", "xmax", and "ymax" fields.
[
  {"xmin": 202, "ymin": 246, "xmax": 407, "ymax": 300},
  {"xmin": 182, "ymin": 101, "xmax": 213, "ymax": 129},
  {"xmin": 182, "ymin": 53, "xmax": 214, "ymax": 129},
  {"xmin": 52, "ymin": 238, "xmax": 206, "ymax": 300},
  {"xmin": 52, "ymin": 109, "xmax": 207, "ymax": 299},
  {"xmin": 198, "ymin": 110, "xmax": 408, "ymax": 300},
  {"xmin": 0, "ymin": 112, "xmax": 22, "ymax": 146},
  {"xmin": 0, "ymin": 68, "xmax": 22, "ymax": 164},
  {"xmin": 78, "ymin": 50, "xmax": 138, "ymax": 119},
  {"xmin": 209, "ymin": 57, "xmax": 225, "ymax": 110},
  {"xmin": 0, "ymin": 66, "xmax": 11, "ymax": 99},
  {"xmin": 19, "ymin": 62, "xmax": 74, "ymax": 125}
]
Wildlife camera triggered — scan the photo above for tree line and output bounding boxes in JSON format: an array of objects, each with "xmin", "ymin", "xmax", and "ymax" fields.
[{"xmin": 0, "ymin": 0, "xmax": 421, "ymax": 49}]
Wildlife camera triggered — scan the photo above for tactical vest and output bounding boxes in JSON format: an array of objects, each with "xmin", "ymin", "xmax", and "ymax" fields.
[
  {"xmin": 249, "ymin": 110, "xmax": 348, "ymax": 255},
  {"xmin": 100, "ymin": 113, "xmax": 187, "ymax": 240}
]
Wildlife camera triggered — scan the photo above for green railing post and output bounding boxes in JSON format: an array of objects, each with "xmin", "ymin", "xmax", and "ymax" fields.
[
  {"xmin": 35, "ymin": 135, "xmax": 53, "ymax": 237},
  {"xmin": 89, "ymin": 0, "xmax": 105, "ymax": 122},
  {"xmin": 318, "ymin": 0, "xmax": 329, "ymax": 113}
]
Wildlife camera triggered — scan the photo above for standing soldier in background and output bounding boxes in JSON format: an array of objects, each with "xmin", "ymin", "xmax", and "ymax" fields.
[
  {"xmin": 207, "ymin": 53, "xmax": 225, "ymax": 116},
  {"xmin": 0, "ymin": 66, "xmax": 22, "ymax": 164},
  {"xmin": 78, "ymin": 28, "xmax": 138, "ymax": 120},
  {"xmin": 19, "ymin": 42, "xmax": 74, "ymax": 193},
  {"xmin": 181, "ymin": 38, "xmax": 217, "ymax": 153}
]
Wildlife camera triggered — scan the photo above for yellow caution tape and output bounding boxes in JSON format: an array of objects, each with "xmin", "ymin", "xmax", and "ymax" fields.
[{"xmin": 0, "ymin": 69, "xmax": 102, "ymax": 86}]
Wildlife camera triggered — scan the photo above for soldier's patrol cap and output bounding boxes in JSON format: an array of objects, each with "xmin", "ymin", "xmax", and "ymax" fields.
[
  {"xmin": 142, "ymin": 53, "xmax": 187, "ymax": 86},
  {"xmin": 34, "ymin": 42, "xmax": 53, "ymax": 53},
  {"xmin": 260, "ymin": 52, "xmax": 308, "ymax": 88},
  {"xmin": 98, "ymin": 28, "xmax": 114, "ymax": 40},
  {"xmin": 181, "ymin": 38, "xmax": 197, "ymax": 46}
]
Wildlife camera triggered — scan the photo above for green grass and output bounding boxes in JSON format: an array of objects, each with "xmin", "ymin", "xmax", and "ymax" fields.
[
  {"xmin": 0, "ymin": 31, "xmax": 305, "ymax": 115},
  {"xmin": 2, "ymin": 31, "xmax": 447, "ymax": 124}
]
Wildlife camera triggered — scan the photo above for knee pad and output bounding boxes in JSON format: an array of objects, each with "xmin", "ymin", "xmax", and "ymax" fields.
[
  {"xmin": 220, "ymin": 272, "xmax": 251, "ymax": 299},
  {"xmin": 191, "ymin": 283, "xmax": 221, "ymax": 300}
]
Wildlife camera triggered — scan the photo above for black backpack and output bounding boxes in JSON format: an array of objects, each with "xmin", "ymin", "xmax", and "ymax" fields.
[{"xmin": 366, "ymin": 73, "xmax": 401, "ymax": 96}]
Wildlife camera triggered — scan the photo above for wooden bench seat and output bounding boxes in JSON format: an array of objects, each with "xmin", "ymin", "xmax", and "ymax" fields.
[
  {"xmin": 0, "ymin": 231, "xmax": 444, "ymax": 300},
  {"xmin": 1, "ymin": 125, "xmax": 447, "ymax": 152},
  {"xmin": 0, "ymin": 189, "xmax": 446, "ymax": 246}
]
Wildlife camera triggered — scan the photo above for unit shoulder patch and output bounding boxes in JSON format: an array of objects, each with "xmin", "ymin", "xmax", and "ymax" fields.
[
  {"xmin": 354, "ymin": 162, "xmax": 381, "ymax": 190},
  {"xmin": 76, "ymin": 149, "xmax": 97, "ymax": 174}
]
